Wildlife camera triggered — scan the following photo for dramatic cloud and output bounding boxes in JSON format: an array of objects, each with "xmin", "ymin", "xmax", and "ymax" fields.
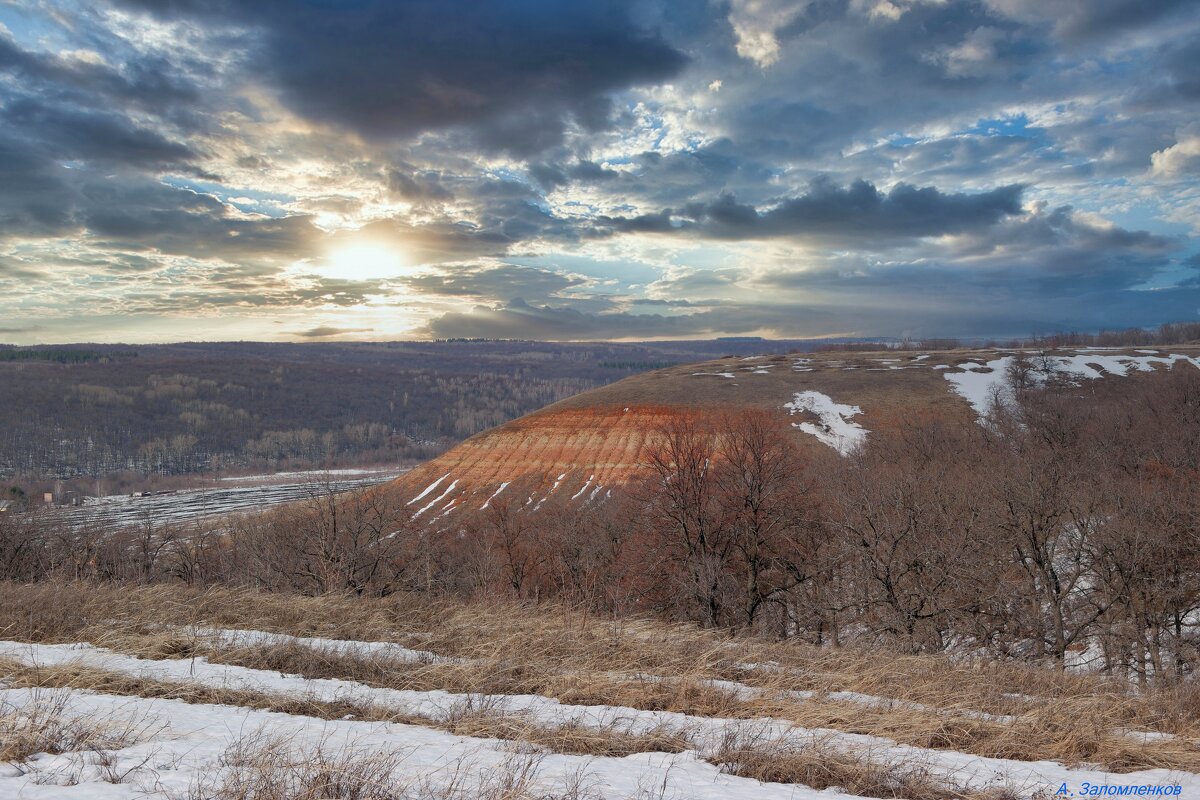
[
  {"xmin": 594, "ymin": 180, "xmax": 1025, "ymax": 246},
  {"xmin": 0, "ymin": 0, "xmax": 1197, "ymax": 343},
  {"xmin": 113, "ymin": 0, "xmax": 686, "ymax": 152}
]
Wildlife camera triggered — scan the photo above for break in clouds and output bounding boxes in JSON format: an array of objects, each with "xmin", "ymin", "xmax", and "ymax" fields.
[{"xmin": 0, "ymin": 0, "xmax": 1198, "ymax": 343}]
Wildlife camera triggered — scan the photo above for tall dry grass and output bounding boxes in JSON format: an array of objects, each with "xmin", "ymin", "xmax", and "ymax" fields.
[
  {"xmin": 184, "ymin": 734, "xmax": 598, "ymax": 800},
  {"xmin": 190, "ymin": 639, "xmax": 1200, "ymax": 773},
  {"xmin": 1, "ymin": 580, "xmax": 1196, "ymax": 773},
  {"xmin": 0, "ymin": 657, "xmax": 691, "ymax": 760},
  {"xmin": 0, "ymin": 687, "xmax": 156, "ymax": 763},
  {"xmin": 712, "ymin": 724, "xmax": 1021, "ymax": 800}
]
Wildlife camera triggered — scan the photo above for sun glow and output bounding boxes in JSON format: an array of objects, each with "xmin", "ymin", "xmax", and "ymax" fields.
[{"xmin": 321, "ymin": 242, "xmax": 408, "ymax": 281}]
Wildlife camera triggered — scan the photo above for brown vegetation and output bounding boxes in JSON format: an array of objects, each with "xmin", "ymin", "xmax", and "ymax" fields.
[
  {"xmin": 0, "ymin": 581, "xmax": 1198, "ymax": 773},
  {"xmin": 713, "ymin": 725, "xmax": 1019, "ymax": 800},
  {"xmin": 0, "ymin": 687, "xmax": 156, "ymax": 764}
]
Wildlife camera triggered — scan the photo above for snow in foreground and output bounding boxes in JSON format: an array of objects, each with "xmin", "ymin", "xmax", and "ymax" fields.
[
  {"xmin": 2, "ymin": 637, "xmax": 1193, "ymax": 799},
  {"xmin": 0, "ymin": 687, "xmax": 767, "ymax": 800}
]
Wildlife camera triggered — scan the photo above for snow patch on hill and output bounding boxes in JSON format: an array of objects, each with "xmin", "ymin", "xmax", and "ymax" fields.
[
  {"xmin": 785, "ymin": 391, "xmax": 868, "ymax": 455},
  {"xmin": 944, "ymin": 352, "xmax": 1200, "ymax": 421}
]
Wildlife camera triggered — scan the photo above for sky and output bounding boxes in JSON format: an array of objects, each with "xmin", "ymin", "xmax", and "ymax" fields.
[{"xmin": 0, "ymin": 0, "xmax": 1198, "ymax": 344}]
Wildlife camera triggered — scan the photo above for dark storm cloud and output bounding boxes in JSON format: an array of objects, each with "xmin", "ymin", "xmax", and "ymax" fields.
[
  {"xmin": 756, "ymin": 205, "xmax": 1178, "ymax": 296},
  {"xmin": 0, "ymin": 28, "xmax": 201, "ymax": 116},
  {"xmin": 425, "ymin": 278, "xmax": 1200, "ymax": 342},
  {"xmin": 0, "ymin": 128, "xmax": 321, "ymax": 263},
  {"xmin": 0, "ymin": 134, "xmax": 77, "ymax": 238},
  {"xmin": 707, "ymin": 2, "xmax": 1037, "ymax": 163},
  {"xmin": 119, "ymin": 274, "xmax": 390, "ymax": 314},
  {"xmin": 1161, "ymin": 39, "xmax": 1200, "ymax": 102},
  {"xmin": 2, "ymin": 96, "xmax": 201, "ymax": 172},
  {"xmin": 401, "ymin": 264, "xmax": 583, "ymax": 303},
  {"xmin": 943, "ymin": 205, "xmax": 1175, "ymax": 273},
  {"xmin": 535, "ymin": 141, "xmax": 779, "ymax": 208},
  {"xmin": 115, "ymin": 0, "xmax": 686, "ymax": 152},
  {"xmin": 986, "ymin": 0, "xmax": 1195, "ymax": 43},
  {"xmin": 423, "ymin": 297, "xmax": 767, "ymax": 340},
  {"xmin": 385, "ymin": 167, "xmax": 453, "ymax": 204},
  {"xmin": 594, "ymin": 180, "xmax": 1024, "ymax": 246}
]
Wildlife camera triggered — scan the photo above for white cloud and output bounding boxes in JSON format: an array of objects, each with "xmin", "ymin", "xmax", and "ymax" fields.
[
  {"xmin": 726, "ymin": 0, "xmax": 807, "ymax": 68},
  {"xmin": 1151, "ymin": 129, "xmax": 1200, "ymax": 179},
  {"xmin": 925, "ymin": 26, "xmax": 1007, "ymax": 78}
]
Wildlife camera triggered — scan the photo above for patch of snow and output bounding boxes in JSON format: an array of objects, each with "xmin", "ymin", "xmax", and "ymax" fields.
[
  {"xmin": 186, "ymin": 627, "xmax": 459, "ymax": 665},
  {"xmin": 480, "ymin": 481, "xmax": 509, "ymax": 510},
  {"xmin": 219, "ymin": 468, "xmax": 391, "ymax": 483},
  {"xmin": 411, "ymin": 479, "xmax": 458, "ymax": 519},
  {"xmin": 433, "ymin": 499, "xmax": 457, "ymax": 520},
  {"xmin": 407, "ymin": 473, "xmax": 450, "ymax": 506},
  {"xmin": 785, "ymin": 391, "xmax": 869, "ymax": 455},
  {"xmin": 943, "ymin": 358, "xmax": 1013, "ymax": 418},
  {"xmin": 692, "ymin": 371, "xmax": 737, "ymax": 378},
  {"xmin": 944, "ymin": 353, "xmax": 1200, "ymax": 421},
  {"xmin": 571, "ymin": 475, "xmax": 595, "ymax": 500}
]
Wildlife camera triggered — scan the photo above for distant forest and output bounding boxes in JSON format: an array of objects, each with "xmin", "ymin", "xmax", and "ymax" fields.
[{"xmin": 0, "ymin": 339, "xmax": 825, "ymax": 481}]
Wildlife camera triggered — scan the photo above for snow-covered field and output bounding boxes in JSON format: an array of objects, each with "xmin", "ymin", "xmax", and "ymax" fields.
[
  {"xmin": 217, "ymin": 467, "xmax": 397, "ymax": 483},
  {"xmin": 2, "ymin": 628, "xmax": 1194, "ymax": 799},
  {"xmin": 49, "ymin": 469, "xmax": 405, "ymax": 529}
]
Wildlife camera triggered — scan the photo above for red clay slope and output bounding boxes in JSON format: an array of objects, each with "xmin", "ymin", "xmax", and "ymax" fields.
[{"xmin": 386, "ymin": 346, "xmax": 1200, "ymax": 521}]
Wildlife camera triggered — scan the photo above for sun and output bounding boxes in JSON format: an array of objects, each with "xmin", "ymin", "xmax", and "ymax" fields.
[{"xmin": 321, "ymin": 242, "xmax": 407, "ymax": 281}]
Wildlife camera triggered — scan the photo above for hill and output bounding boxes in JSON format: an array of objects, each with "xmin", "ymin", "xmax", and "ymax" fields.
[{"xmin": 387, "ymin": 345, "xmax": 1200, "ymax": 520}]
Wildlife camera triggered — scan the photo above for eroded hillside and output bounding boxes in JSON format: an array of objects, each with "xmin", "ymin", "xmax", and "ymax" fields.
[{"xmin": 388, "ymin": 345, "xmax": 1200, "ymax": 520}]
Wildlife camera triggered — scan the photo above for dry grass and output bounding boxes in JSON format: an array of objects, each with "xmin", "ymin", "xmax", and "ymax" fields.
[
  {"xmin": 196, "ymin": 639, "xmax": 745, "ymax": 719},
  {"xmin": 0, "ymin": 657, "xmax": 691, "ymax": 760},
  {"xmin": 712, "ymin": 724, "xmax": 1019, "ymax": 800},
  {"xmin": 191, "ymin": 640, "xmax": 1200, "ymax": 773},
  {"xmin": 440, "ymin": 695, "xmax": 691, "ymax": 757},
  {"xmin": 190, "ymin": 733, "xmax": 412, "ymax": 800},
  {"xmin": 185, "ymin": 733, "xmax": 596, "ymax": 800},
  {"xmin": 0, "ymin": 687, "xmax": 154, "ymax": 764},
  {"xmin": 1, "ymin": 580, "xmax": 1197, "ymax": 774}
]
